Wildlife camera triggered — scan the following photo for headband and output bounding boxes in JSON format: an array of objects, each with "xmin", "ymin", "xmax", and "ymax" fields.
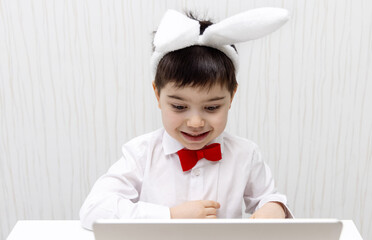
[{"xmin": 151, "ymin": 8, "xmax": 290, "ymax": 75}]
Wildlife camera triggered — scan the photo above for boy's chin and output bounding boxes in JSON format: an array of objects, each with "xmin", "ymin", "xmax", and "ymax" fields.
[
  {"xmin": 183, "ymin": 144, "xmax": 206, "ymax": 150},
  {"xmin": 180, "ymin": 138, "xmax": 214, "ymax": 150}
]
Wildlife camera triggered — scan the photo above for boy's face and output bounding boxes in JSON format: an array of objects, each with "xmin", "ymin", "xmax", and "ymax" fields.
[{"xmin": 153, "ymin": 81, "xmax": 236, "ymax": 150}]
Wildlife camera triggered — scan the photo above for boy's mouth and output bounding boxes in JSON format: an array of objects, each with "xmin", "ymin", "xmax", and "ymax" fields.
[{"xmin": 181, "ymin": 131, "xmax": 210, "ymax": 142}]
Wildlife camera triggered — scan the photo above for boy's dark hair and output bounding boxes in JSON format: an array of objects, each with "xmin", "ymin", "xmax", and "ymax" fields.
[{"xmin": 153, "ymin": 12, "xmax": 238, "ymax": 96}]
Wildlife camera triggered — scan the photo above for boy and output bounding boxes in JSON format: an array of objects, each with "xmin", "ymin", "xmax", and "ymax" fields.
[{"xmin": 80, "ymin": 8, "xmax": 292, "ymax": 230}]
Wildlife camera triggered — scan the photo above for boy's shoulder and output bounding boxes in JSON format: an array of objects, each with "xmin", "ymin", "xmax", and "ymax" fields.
[
  {"xmin": 222, "ymin": 131, "xmax": 259, "ymax": 152},
  {"xmin": 123, "ymin": 128, "xmax": 164, "ymax": 149},
  {"xmin": 120, "ymin": 128, "xmax": 164, "ymax": 161}
]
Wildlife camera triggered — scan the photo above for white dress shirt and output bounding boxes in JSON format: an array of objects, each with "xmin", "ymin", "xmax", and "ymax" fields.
[{"xmin": 80, "ymin": 128, "xmax": 292, "ymax": 230}]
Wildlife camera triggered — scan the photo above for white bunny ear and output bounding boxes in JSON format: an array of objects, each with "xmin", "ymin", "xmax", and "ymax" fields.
[
  {"xmin": 152, "ymin": 8, "xmax": 290, "ymax": 76},
  {"xmin": 200, "ymin": 8, "xmax": 290, "ymax": 46},
  {"xmin": 154, "ymin": 9, "xmax": 200, "ymax": 52}
]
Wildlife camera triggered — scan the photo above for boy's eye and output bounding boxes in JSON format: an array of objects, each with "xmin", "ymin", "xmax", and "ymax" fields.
[
  {"xmin": 205, "ymin": 106, "xmax": 220, "ymax": 111},
  {"xmin": 171, "ymin": 104, "xmax": 187, "ymax": 111}
]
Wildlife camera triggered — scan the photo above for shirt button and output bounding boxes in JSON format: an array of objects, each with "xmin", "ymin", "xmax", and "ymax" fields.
[{"xmin": 193, "ymin": 169, "xmax": 201, "ymax": 176}]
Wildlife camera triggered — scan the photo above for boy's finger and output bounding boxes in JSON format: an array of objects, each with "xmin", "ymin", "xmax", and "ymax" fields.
[
  {"xmin": 205, "ymin": 207, "xmax": 217, "ymax": 216},
  {"xmin": 202, "ymin": 200, "xmax": 220, "ymax": 209}
]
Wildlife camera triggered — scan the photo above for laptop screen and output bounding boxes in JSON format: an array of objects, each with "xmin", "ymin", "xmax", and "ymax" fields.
[{"xmin": 93, "ymin": 219, "xmax": 343, "ymax": 240}]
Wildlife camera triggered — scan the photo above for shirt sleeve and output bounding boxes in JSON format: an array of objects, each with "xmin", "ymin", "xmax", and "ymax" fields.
[
  {"xmin": 79, "ymin": 147, "xmax": 171, "ymax": 230},
  {"xmin": 243, "ymin": 147, "xmax": 294, "ymax": 218}
]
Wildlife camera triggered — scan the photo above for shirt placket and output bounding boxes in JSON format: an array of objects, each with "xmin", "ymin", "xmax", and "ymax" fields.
[{"xmin": 189, "ymin": 166, "xmax": 204, "ymax": 200}]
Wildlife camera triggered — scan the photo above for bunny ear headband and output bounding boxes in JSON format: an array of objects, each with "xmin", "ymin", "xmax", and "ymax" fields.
[{"xmin": 151, "ymin": 8, "xmax": 290, "ymax": 75}]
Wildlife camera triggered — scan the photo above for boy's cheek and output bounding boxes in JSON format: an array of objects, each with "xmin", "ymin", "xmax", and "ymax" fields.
[
  {"xmin": 214, "ymin": 110, "xmax": 229, "ymax": 122},
  {"xmin": 162, "ymin": 111, "xmax": 183, "ymax": 125},
  {"xmin": 210, "ymin": 112, "xmax": 229, "ymax": 129}
]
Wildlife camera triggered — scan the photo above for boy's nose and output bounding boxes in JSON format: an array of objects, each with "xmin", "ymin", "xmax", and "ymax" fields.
[{"xmin": 187, "ymin": 114, "xmax": 205, "ymax": 128}]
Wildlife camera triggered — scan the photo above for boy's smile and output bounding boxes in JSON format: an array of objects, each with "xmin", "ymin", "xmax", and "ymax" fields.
[{"xmin": 153, "ymin": 82, "xmax": 236, "ymax": 150}]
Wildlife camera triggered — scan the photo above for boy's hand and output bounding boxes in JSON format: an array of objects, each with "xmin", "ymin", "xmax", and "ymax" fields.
[
  {"xmin": 170, "ymin": 200, "xmax": 220, "ymax": 219},
  {"xmin": 250, "ymin": 202, "xmax": 286, "ymax": 219}
]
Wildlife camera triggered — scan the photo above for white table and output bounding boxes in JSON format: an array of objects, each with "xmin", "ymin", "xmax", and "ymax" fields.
[{"xmin": 7, "ymin": 220, "xmax": 363, "ymax": 240}]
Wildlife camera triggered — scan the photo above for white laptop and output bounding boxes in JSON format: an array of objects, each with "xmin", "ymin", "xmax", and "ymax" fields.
[{"xmin": 93, "ymin": 218, "xmax": 343, "ymax": 240}]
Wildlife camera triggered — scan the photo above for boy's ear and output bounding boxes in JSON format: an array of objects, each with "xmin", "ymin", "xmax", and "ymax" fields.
[
  {"xmin": 229, "ymin": 84, "xmax": 238, "ymax": 109},
  {"xmin": 152, "ymin": 81, "xmax": 161, "ymax": 108}
]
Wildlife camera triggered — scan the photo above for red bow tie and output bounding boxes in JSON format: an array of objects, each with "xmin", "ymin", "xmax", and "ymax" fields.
[{"xmin": 177, "ymin": 143, "xmax": 222, "ymax": 172}]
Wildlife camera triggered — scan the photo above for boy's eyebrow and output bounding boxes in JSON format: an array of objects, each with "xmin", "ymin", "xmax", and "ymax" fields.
[
  {"xmin": 167, "ymin": 95, "xmax": 185, "ymax": 101},
  {"xmin": 205, "ymin": 96, "xmax": 226, "ymax": 102},
  {"xmin": 167, "ymin": 95, "xmax": 226, "ymax": 102}
]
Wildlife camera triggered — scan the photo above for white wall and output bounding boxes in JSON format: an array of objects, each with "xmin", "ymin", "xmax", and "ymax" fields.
[{"xmin": 1, "ymin": 0, "xmax": 371, "ymax": 239}]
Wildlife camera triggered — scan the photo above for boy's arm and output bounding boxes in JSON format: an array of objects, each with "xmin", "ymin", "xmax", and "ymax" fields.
[
  {"xmin": 170, "ymin": 200, "xmax": 220, "ymax": 219},
  {"xmin": 243, "ymin": 148, "xmax": 293, "ymax": 218},
  {"xmin": 79, "ymin": 156, "xmax": 170, "ymax": 230},
  {"xmin": 250, "ymin": 201, "xmax": 286, "ymax": 218}
]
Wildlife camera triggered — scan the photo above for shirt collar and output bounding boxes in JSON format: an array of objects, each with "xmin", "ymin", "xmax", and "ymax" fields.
[{"xmin": 162, "ymin": 129, "xmax": 225, "ymax": 155}]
